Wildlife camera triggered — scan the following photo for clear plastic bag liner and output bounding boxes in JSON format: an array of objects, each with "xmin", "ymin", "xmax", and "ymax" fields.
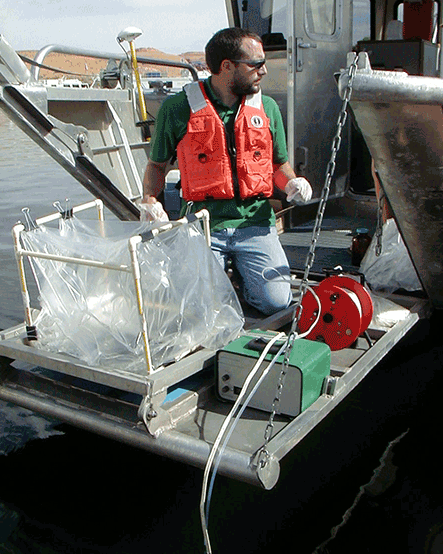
[
  {"xmin": 21, "ymin": 217, "xmax": 244, "ymax": 373},
  {"xmin": 360, "ymin": 218, "xmax": 422, "ymax": 293}
]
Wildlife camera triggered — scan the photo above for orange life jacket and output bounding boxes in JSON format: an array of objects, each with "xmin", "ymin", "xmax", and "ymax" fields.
[{"xmin": 177, "ymin": 81, "xmax": 274, "ymax": 201}]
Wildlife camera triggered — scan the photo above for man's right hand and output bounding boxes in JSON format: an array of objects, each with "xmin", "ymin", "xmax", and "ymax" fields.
[{"xmin": 140, "ymin": 196, "xmax": 169, "ymax": 223}]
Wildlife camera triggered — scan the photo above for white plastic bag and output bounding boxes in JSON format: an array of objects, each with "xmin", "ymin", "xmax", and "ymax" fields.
[{"xmin": 360, "ymin": 218, "xmax": 422, "ymax": 293}]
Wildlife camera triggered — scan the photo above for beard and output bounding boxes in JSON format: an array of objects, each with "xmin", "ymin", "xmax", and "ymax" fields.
[{"xmin": 231, "ymin": 71, "xmax": 261, "ymax": 96}]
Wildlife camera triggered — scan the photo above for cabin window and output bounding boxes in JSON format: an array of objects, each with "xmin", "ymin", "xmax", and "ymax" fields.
[
  {"xmin": 235, "ymin": 0, "xmax": 288, "ymax": 49},
  {"xmin": 304, "ymin": 0, "xmax": 343, "ymax": 40},
  {"xmin": 305, "ymin": 0, "xmax": 335, "ymax": 36}
]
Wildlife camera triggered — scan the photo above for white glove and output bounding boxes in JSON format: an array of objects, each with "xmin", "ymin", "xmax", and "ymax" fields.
[
  {"xmin": 140, "ymin": 199, "xmax": 169, "ymax": 223},
  {"xmin": 284, "ymin": 177, "xmax": 312, "ymax": 204}
]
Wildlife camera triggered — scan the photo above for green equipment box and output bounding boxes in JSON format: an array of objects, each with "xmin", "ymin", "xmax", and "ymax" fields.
[{"xmin": 216, "ymin": 332, "xmax": 331, "ymax": 417}]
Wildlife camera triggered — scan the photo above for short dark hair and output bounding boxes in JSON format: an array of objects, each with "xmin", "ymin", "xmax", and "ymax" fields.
[{"xmin": 205, "ymin": 28, "xmax": 262, "ymax": 74}]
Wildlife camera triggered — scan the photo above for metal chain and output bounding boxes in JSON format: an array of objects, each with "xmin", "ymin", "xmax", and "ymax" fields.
[
  {"xmin": 257, "ymin": 54, "xmax": 360, "ymax": 468},
  {"xmin": 375, "ymin": 193, "xmax": 384, "ymax": 256}
]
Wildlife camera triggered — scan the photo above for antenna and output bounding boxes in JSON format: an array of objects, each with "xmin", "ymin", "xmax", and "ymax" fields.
[
  {"xmin": 116, "ymin": 26, "xmax": 149, "ymax": 132},
  {"xmin": 117, "ymin": 27, "xmax": 143, "ymax": 43}
]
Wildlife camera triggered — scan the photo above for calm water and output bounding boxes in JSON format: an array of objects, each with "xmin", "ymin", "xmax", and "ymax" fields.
[
  {"xmin": 1, "ymin": 110, "xmax": 443, "ymax": 554},
  {"xmin": 0, "ymin": 111, "xmax": 94, "ymax": 330}
]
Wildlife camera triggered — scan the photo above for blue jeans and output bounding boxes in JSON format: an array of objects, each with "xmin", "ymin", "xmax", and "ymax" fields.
[{"xmin": 210, "ymin": 226, "xmax": 292, "ymax": 315}]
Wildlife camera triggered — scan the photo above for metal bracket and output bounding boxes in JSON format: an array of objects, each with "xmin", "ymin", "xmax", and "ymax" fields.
[
  {"xmin": 322, "ymin": 375, "xmax": 337, "ymax": 396},
  {"xmin": 77, "ymin": 131, "xmax": 93, "ymax": 159},
  {"xmin": 295, "ymin": 146, "xmax": 309, "ymax": 175},
  {"xmin": 138, "ymin": 381, "xmax": 168, "ymax": 438},
  {"xmin": 138, "ymin": 377, "xmax": 213, "ymax": 439},
  {"xmin": 250, "ymin": 449, "xmax": 280, "ymax": 490}
]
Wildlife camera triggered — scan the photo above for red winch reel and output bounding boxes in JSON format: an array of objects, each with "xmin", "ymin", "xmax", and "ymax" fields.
[{"xmin": 297, "ymin": 276, "xmax": 374, "ymax": 351}]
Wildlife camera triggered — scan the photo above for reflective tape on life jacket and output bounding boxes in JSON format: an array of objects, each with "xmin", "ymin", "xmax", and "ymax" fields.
[{"xmin": 177, "ymin": 81, "xmax": 274, "ymax": 201}]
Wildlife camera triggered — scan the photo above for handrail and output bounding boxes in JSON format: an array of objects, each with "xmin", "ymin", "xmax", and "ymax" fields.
[{"xmin": 31, "ymin": 44, "xmax": 199, "ymax": 82}]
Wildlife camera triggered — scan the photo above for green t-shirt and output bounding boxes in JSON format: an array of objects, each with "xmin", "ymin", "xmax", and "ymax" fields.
[{"xmin": 149, "ymin": 78, "xmax": 289, "ymax": 231}]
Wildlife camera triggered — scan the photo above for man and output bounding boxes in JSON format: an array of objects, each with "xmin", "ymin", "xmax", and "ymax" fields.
[{"xmin": 142, "ymin": 27, "xmax": 312, "ymax": 315}]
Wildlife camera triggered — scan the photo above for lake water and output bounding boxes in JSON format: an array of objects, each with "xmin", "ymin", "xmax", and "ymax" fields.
[
  {"xmin": 1, "ymin": 110, "xmax": 443, "ymax": 554},
  {"xmin": 0, "ymin": 111, "xmax": 94, "ymax": 331}
]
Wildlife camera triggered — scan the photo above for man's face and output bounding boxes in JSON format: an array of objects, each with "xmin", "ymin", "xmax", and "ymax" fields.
[{"xmin": 231, "ymin": 38, "xmax": 267, "ymax": 96}]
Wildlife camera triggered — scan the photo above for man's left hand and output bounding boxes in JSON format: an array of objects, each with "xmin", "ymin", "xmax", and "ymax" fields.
[{"xmin": 284, "ymin": 177, "xmax": 312, "ymax": 204}]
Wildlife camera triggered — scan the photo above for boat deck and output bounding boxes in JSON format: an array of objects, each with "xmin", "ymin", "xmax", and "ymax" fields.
[{"xmin": 0, "ymin": 220, "xmax": 430, "ymax": 489}]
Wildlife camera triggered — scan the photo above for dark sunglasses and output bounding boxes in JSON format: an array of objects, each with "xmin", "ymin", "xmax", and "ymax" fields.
[{"xmin": 230, "ymin": 58, "xmax": 266, "ymax": 70}]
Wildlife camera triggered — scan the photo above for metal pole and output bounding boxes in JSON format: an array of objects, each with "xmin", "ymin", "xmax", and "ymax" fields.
[
  {"xmin": 31, "ymin": 44, "xmax": 199, "ymax": 82},
  {"xmin": 12, "ymin": 224, "xmax": 33, "ymax": 329},
  {"xmin": 128, "ymin": 41, "xmax": 148, "ymax": 122},
  {"xmin": 128, "ymin": 235, "xmax": 153, "ymax": 375}
]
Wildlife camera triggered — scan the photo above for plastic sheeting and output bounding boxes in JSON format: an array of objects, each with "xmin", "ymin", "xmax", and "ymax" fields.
[
  {"xmin": 20, "ymin": 216, "xmax": 244, "ymax": 373},
  {"xmin": 360, "ymin": 218, "xmax": 422, "ymax": 293},
  {"xmin": 369, "ymin": 293, "xmax": 411, "ymax": 329}
]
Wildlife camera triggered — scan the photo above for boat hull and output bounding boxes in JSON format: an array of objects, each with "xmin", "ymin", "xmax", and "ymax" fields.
[{"xmin": 339, "ymin": 52, "xmax": 443, "ymax": 309}]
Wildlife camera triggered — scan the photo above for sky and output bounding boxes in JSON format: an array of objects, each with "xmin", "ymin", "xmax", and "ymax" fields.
[{"xmin": 1, "ymin": 0, "xmax": 229, "ymax": 54}]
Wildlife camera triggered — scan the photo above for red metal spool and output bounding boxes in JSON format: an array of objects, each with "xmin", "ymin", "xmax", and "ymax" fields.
[{"xmin": 297, "ymin": 276, "xmax": 374, "ymax": 351}]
